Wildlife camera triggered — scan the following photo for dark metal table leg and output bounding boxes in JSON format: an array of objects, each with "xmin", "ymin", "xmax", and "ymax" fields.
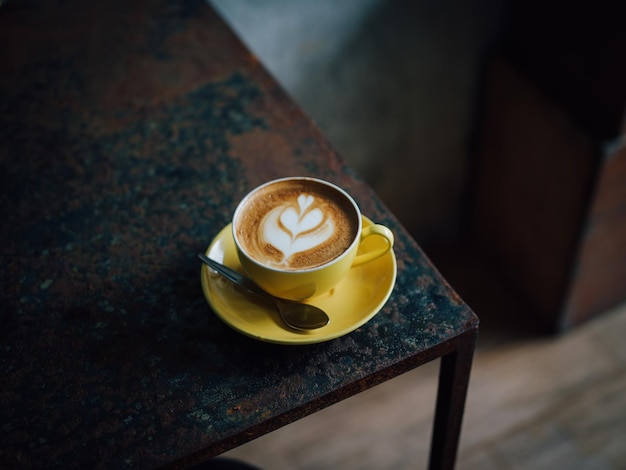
[{"xmin": 428, "ymin": 327, "xmax": 478, "ymax": 470}]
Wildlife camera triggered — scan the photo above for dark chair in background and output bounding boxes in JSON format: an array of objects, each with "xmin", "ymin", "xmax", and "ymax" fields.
[{"xmin": 472, "ymin": 1, "xmax": 626, "ymax": 332}]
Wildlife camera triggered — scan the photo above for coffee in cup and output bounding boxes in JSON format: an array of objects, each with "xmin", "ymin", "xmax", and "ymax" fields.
[
  {"xmin": 234, "ymin": 178, "xmax": 359, "ymax": 270},
  {"xmin": 233, "ymin": 177, "xmax": 393, "ymax": 300}
]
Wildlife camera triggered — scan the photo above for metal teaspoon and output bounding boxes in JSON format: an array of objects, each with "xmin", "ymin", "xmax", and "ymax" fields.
[{"xmin": 198, "ymin": 253, "xmax": 330, "ymax": 331}]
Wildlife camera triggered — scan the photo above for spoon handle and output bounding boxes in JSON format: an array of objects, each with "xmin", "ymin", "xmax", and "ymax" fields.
[{"xmin": 198, "ymin": 253, "xmax": 268, "ymax": 298}]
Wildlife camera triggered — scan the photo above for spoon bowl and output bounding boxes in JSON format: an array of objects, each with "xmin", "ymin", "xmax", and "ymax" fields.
[{"xmin": 198, "ymin": 254, "xmax": 330, "ymax": 331}]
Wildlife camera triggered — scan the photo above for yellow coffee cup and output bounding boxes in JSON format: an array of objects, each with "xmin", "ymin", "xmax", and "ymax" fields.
[{"xmin": 232, "ymin": 177, "xmax": 394, "ymax": 300}]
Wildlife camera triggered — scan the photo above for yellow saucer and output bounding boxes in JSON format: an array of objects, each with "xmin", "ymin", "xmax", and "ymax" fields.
[{"xmin": 200, "ymin": 216, "xmax": 397, "ymax": 345}]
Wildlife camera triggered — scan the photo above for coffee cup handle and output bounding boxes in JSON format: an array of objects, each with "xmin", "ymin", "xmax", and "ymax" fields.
[{"xmin": 351, "ymin": 224, "xmax": 394, "ymax": 267}]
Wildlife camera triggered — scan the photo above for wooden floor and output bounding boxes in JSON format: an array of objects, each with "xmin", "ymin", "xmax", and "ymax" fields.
[{"xmin": 223, "ymin": 243, "xmax": 626, "ymax": 469}]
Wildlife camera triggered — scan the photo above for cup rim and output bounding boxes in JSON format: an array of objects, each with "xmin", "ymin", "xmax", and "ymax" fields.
[{"xmin": 232, "ymin": 176, "xmax": 363, "ymax": 273}]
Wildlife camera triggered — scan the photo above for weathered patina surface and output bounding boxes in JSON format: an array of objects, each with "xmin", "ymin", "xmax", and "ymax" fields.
[{"xmin": 0, "ymin": 1, "xmax": 477, "ymax": 467}]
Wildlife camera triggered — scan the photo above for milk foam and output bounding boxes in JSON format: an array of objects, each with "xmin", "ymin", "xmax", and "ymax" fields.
[
  {"xmin": 236, "ymin": 179, "xmax": 359, "ymax": 270},
  {"xmin": 260, "ymin": 193, "xmax": 335, "ymax": 265}
]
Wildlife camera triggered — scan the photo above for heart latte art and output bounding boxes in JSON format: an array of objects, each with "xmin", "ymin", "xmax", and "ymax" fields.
[
  {"xmin": 235, "ymin": 180, "xmax": 359, "ymax": 270},
  {"xmin": 262, "ymin": 193, "xmax": 334, "ymax": 262}
]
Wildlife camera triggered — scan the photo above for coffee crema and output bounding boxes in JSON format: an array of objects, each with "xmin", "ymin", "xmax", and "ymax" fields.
[{"xmin": 235, "ymin": 179, "xmax": 359, "ymax": 270}]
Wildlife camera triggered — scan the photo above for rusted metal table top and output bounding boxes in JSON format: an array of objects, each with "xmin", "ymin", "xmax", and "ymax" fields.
[{"xmin": 0, "ymin": 1, "xmax": 478, "ymax": 468}]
